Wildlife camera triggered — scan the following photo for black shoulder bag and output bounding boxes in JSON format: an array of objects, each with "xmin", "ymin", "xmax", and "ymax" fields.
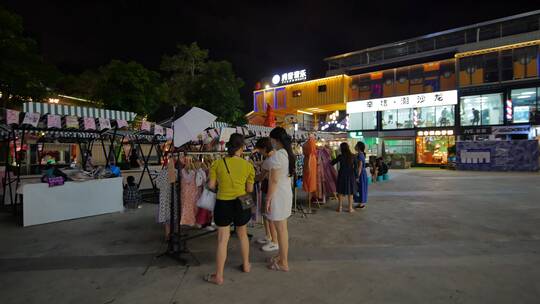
[{"xmin": 223, "ymin": 158, "xmax": 254, "ymax": 210}]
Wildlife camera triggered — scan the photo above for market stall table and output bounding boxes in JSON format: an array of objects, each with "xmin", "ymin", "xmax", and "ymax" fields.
[{"xmin": 21, "ymin": 177, "xmax": 123, "ymax": 227}]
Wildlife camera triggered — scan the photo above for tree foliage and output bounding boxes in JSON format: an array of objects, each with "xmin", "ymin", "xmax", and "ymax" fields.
[
  {"xmin": 188, "ymin": 60, "xmax": 246, "ymax": 124},
  {"xmin": 0, "ymin": 6, "xmax": 60, "ymax": 107},
  {"xmin": 161, "ymin": 42, "xmax": 208, "ymax": 79},
  {"xmin": 91, "ymin": 60, "xmax": 166, "ymax": 116},
  {"xmin": 58, "ymin": 70, "xmax": 100, "ymax": 100},
  {"xmin": 0, "ymin": 6, "xmax": 247, "ymax": 123},
  {"xmin": 161, "ymin": 42, "xmax": 245, "ymax": 124}
]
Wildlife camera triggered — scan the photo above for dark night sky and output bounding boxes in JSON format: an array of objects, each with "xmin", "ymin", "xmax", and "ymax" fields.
[{"xmin": 1, "ymin": 0, "xmax": 539, "ymax": 108}]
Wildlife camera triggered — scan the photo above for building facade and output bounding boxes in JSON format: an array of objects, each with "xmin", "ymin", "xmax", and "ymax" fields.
[
  {"xmin": 253, "ymin": 10, "xmax": 540, "ymax": 168},
  {"xmin": 252, "ymin": 74, "xmax": 350, "ymax": 131}
]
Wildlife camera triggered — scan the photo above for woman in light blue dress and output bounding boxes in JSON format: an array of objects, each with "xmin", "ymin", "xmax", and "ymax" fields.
[{"xmin": 354, "ymin": 142, "xmax": 368, "ymax": 208}]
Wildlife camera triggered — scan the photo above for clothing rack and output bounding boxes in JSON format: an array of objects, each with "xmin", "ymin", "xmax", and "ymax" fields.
[
  {"xmin": 158, "ymin": 144, "xmax": 259, "ymax": 265},
  {"xmin": 158, "ymin": 149, "xmax": 232, "ymax": 266},
  {"xmin": 184, "ymin": 151, "xmax": 252, "ymax": 155},
  {"xmin": 184, "ymin": 150, "xmax": 258, "ymax": 226}
]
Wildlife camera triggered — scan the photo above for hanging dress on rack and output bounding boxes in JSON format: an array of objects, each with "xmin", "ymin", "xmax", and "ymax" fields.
[
  {"xmin": 316, "ymin": 147, "xmax": 338, "ymax": 200},
  {"xmin": 302, "ymin": 137, "xmax": 318, "ymax": 193},
  {"xmin": 180, "ymin": 169, "xmax": 198, "ymax": 226},
  {"xmin": 295, "ymin": 154, "xmax": 304, "ymax": 178},
  {"xmin": 156, "ymin": 168, "xmax": 177, "ymax": 224}
]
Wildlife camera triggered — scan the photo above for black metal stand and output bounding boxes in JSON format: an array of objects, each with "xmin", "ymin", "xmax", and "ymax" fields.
[
  {"xmin": 155, "ymin": 150, "xmax": 210, "ymax": 266},
  {"xmin": 292, "ymin": 174, "xmax": 309, "ymax": 218},
  {"xmin": 135, "ymin": 134, "xmax": 159, "ymax": 189},
  {"xmin": 1, "ymin": 129, "xmax": 18, "ymax": 211},
  {"xmin": 100, "ymin": 127, "xmax": 122, "ymax": 166},
  {"xmin": 133, "ymin": 133, "xmax": 166, "ymax": 204}
]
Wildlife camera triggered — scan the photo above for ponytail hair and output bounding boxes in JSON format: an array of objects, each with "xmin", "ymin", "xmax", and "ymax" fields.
[
  {"xmin": 269, "ymin": 127, "xmax": 296, "ymax": 176},
  {"xmin": 255, "ymin": 137, "xmax": 273, "ymax": 154},
  {"xmin": 340, "ymin": 142, "xmax": 354, "ymax": 165},
  {"xmin": 226, "ymin": 133, "xmax": 245, "ymax": 157},
  {"xmin": 355, "ymin": 141, "xmax": 366, "ymax": 157}
]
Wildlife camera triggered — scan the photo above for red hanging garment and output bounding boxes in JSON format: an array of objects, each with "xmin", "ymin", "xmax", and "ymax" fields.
[{"xmin": 302, "ymin": 138, "xmax": 318, "ymax": 193}]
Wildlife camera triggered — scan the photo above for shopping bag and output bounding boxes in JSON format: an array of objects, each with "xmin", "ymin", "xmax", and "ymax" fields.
[{"xmin": 197, "ymin": 186, "xmax": 216, "ymax": 211}]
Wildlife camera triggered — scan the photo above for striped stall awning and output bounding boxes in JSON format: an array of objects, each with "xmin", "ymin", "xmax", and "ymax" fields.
[
  {"xmin": 23, "ymin": 102, "xmax": 138, "ymax": 121},
  {"xmin": 245, "ymin": 124, "xmax": 273, "ymax": 133},
  {"xmin": 211, "ymin": 121, "xmax": 230, "ymax": 129}
]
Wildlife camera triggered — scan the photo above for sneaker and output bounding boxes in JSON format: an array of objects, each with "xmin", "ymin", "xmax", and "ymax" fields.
[
  {"xmin": 205, "ymin": 225, "xmax": 217, "ymax": 232},
  {"xmin": 261, "ymin": 242, "xmax": 279, "ymax": 252},
  {"xmin": 256, "ymin": 236, "xmax": 271, "ymax": 245}
]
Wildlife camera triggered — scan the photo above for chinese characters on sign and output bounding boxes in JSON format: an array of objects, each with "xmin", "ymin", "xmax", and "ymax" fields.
[
  {"xmin": 116, "ymin": 119, "xmax": 128, "ymax": 129},
  {"xmin": 347, "ymin": 90, "xmax": 458, "ymax": 114},
  {"xmin": 461, "ymin": 126, "xmax": 492, "ymax": 135},
  {"xmin": 83, "ymin": 117, "xmax": 96, "ymax": 130},
  {"xmin": 6, "ymin": 109, "xmax": 20, "ymax": 125},
  {"xmin": 154, "ymin": 124, "xmax": 164, "ymax": 136},
  {"xmin": 165, "ymin": 128, "xmax": 174, "ymax": 140},
  {"xmin": 22, "ymin": 112, "xmax": 41, "ymax": 127},
  {"xmin": 271, "ymin": 69, "xmax": 307, "ymax": 85},
  {"xmin": 98, "ymin": 118, "xmax": 111, "ymax": 130},
  {"xmin": 65, "ymin": 116, "xmax": 79, "ymax": 129},
  {"xmin": 47, "ymin": 115, "xmax": 62, "ymax": 129},
  {"xmin": 140, "ymin": 120, "xmax": 152, "ymax": 132}
]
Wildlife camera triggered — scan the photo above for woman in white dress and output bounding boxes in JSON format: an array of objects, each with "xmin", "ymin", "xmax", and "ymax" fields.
[{"xmin": 266, "ymin": 127, "xmax": 295, "ymax": 272}]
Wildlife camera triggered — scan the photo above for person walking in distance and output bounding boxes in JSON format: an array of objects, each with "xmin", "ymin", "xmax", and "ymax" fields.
[
  {"xmin": 332, "ymin": 143, "xmax": 358, "ymax": 213},
  {"xmin": 266, "ymin": 127, "xmax": 295, "ymax": 272},
  {"xmin": 354, "ymin": 142, "xmax": 368, "ymax": 209},
  {"xmin": 472, "ymin": 108, "xmax": 480, "ymax": 125}
]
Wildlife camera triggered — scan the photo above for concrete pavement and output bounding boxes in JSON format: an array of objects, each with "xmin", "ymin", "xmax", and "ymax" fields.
[{"xmin": 1, "ymin": 169, "xmax": 539, "ymax": 303}]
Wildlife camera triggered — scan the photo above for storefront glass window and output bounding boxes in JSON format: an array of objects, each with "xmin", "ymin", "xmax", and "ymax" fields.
[
  {"xmin": 349, "ymin": 113, "xmax": 363, "ymax": 130},
  {"xmin": 416, "ymin": 106, "xmax": 436, "ymax": 128},
  {"xmin": 460, "ymin": 93, "xmax": 503, "ymax": 126},
  {"xmin": 385, "ymin": 139, "xmax": 414, "ymax": 162},
  {"xmin": 436, "ymin": 106, "xmax": 454, "ymax": 127},
  {"xmin": 348, "ymin": 112, "xmax": 377, "ymax": 131},
  {"xmin": 382, "ymin": 109, "xmax": 398, "ymax": 129},
  {"xmin": 510, "ymin": 88, "xmax": 538, "ymax": 123},
  {"xmin": 362, "ymin": 111, "xmax": 377, "ymax": 130},
  {"xmin": 416, "ymin": 135, "xmax": 456, "ymax": 165},
  {"xmin": 382, "ymin": 109, "xmax": 413, "ymax": 130},
  {"xmin": 397, "ymin": 109, "xmax": 413, "ymax": 129}
]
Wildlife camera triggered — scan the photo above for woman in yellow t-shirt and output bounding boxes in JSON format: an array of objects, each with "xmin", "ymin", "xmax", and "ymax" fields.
[{"xmin": 205, "ymin": 133, "xmax": 255, "ymax": 285}]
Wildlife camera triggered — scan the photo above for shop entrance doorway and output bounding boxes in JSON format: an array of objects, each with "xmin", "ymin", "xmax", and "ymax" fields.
[{"xmin": 416, "ymin": 134, "xmax": 455, "ymax": 165}]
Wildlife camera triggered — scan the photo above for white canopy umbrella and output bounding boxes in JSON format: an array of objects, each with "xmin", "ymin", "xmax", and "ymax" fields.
[{"xmin": 173, "ymin": 107, "xmax": 217, "ymax": 147}]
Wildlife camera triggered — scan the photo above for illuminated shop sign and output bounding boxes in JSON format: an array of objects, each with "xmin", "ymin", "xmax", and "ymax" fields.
[
  {"xmin": 348, "ymin": 131, "xmax": 363, "ymax": 139},
  {"xmin": 417, "ymin": 129, "xmax": 454, "ymax": 136},
  {"xmin": 347, "ymin": 90, "xmax": 458, "ymax": 113},
  {"xmin": 272, "ymin": 69, "xmax": 307, "ymax": 85},
  {"xmin": 459, "ymin": 126, "xmax": 492, "ymax": 135}
]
